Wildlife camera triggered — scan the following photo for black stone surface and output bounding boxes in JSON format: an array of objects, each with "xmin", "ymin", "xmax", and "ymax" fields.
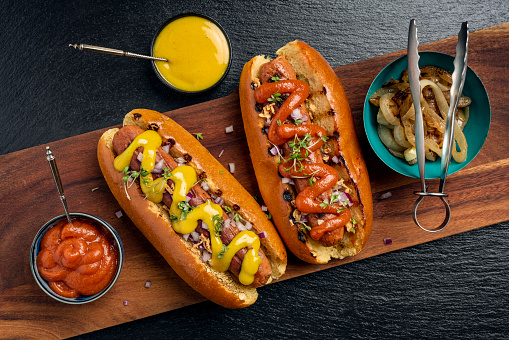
[{"xmin": 2, "ymin": 0, "xmax": 508, "ymax": 338}]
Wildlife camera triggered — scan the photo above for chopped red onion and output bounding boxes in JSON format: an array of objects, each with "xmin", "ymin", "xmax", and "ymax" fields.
[
  {"xmin": 236, "ymin": 221, "xmax": 246, "ymax": 231},
  {"xmin": 202, "ymin": 249, "xmax": 212, "ymax": 262},
  {"xmin": 223, "ymin": 218, "xmax": 231, "ymax": 229},
  {"xmin": 190, "ymin": 231, "xmax": 200, "ymax": 243},
  {"xmin": 152, "ymin": 159, "xmax": 165, "ymax": 174},
  {"xmin": 244, "ymin": 221, "xmax": 252, "ymax": 230},
  {"xmin": 301, "ymin": 214, "xmax": 308, "ymax": 222},
  {"xmin": 331, "ymin": 156, "xmax": 340, "ymax": 164},
  {"xmin": 183, "ymin": 233, "xmax": 190, "ymax": 241},
  {"xmin": 175, "ymin": 157, "xmax": 185, "ymax": 165},
  {"xmin": 290, "ymin": 108, "xmax": 303, "ymax": 121},
  {"xmin": 261, "ymin": 205, "xmax": 268, "ymax": 212},
  {"xmin": 269, "ymin": 146, "xmax": 279, "ymax": 156},
  {"xmin": 123, "ymin": 300, "xmax": 129, "ymax": 306},
  {"xmin": 257, "ymin": 231, "xmax": 268, "ymax": 239},
  {"xmin": 229, "ymin": 163, "xmax": 235, "ymax": 174},
  {"xmin": 214, "ymin": 196, "xmax": 224, "ymax": 206},
  {"xmin": 264, "ymin": 118, "xmax": 272, "ymax": 127},
  {"xmin": 345, "ymin": 192, "xmax": 353, "ymax": 207},
  {"xmin": 137, "ymin": 152, "xmax": 144, "ymax": 162},
  {"xmin": 200, "ymin": 180, "xmax": 210, "ymax": 191},
  {"xmin": 161, "ymin": 144, "xmax": 170, "ymax": 154},
  {"xmin": 225, "ymin": 125, "xmax": 234, "ymax": 133},
  {"xmin": 334, "ymin": 191, "xmax": 353, "ymax": 207},
  {"xmin": 231, "ymin": 220, "xmax": 238, "ymax": 229},
  {"xmin": 185, "ymin": 192, "xmax": 193, "ymax": 203},
  {"xmin": 281, "ymin": 177, "xmax": 294, "ymax": 185},
  {"xmin": 115, "ymin": 210, "xmax": 123, "ymax": 218},
  {"xmin": 145, "ymin": 280, "xmax": 152, "ymax": 288},
  {"xmin": 383, "ymin": 238, "xmax": 393, "ymax": 245},
  {"xmin": 379, "ymin": 191, "xmax": 393, "ymax": 200},
  {"xmin": 201, "ymin": 222, "xmax": 209, "ymax": 230},
  {"xmin": 218, "ymin": 149, "xmax": 224, "ymax": 158}
]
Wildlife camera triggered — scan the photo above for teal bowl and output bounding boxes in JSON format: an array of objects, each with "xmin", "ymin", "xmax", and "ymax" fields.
[{"xmin": 363, "ymin": 51, "xmax": 490, "ymax": 179}]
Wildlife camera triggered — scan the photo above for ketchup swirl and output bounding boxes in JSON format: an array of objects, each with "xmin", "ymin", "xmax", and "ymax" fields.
[
  {"xmin": 36, "ymin": 219, "xmax": 118, "ymax": 298},
  {"xmin": 255, "ymin": 79, "xmax": 351, "ymax": 241}
]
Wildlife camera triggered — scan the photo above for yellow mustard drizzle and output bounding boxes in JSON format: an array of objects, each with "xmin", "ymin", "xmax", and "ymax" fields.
[
  {"xmin": 140, "ymin": 176, "xmax": 167, "ymax": 203},
  {"xmin": 114, "ymin": 131, "xmax": 262, "ymax": 285},
  {"xmin": 114, "ymin": 130, "xmax": 162, "ymax": 172},
  {"xmin": 169, "ymin": 166, "xmax": 262, "ymax": 285},
  {"xmin": 211, "ymin": 230, "xmax": 262, "ymax": 285},
  {"xmin": 114, "ymin": 130, "xmax": 168, "ymax": 203}
]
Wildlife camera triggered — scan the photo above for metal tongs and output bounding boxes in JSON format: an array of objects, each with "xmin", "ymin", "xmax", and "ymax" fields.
[{"xmin": 408, "ymin": 19, "xmax": 469, "ymax": 232}]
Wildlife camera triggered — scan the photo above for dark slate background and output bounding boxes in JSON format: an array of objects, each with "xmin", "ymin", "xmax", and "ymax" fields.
[{"xmin": 1, "ymin": 0, "xmax": 508, "ymax": 338}]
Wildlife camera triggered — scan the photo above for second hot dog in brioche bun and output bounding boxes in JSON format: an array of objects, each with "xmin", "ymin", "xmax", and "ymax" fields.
[{"xmin": 239, "ymin": 41, "xmax": 373, "ymax": 264}]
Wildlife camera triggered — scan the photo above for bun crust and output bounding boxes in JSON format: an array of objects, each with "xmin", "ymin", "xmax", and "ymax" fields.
[
  {"xmin": 97, "ymin": 109, "xmax": 287, "ymax": 308},
  {"xmin": 239, "ymin": 41, "xmax": 373, "ymax": 264}
]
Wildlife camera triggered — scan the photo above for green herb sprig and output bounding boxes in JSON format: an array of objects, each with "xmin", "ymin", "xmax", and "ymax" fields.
[
  {"xmin": 177, "ymin": 201, "xmax": 194, "ymax": 221},
  {"xmin": 268, "ymin": 92, "xmax": 283, "ymax": 104}
]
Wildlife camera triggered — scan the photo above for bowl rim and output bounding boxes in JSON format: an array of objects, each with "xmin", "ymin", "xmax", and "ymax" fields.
[
  {"xmin": 150, "ymin": 12, "xmax": 232, "ymax": 94},
  {"xmin": 30, "ymin": 212, "xmax": 124, "ymax": 304},
  {"xmin": 363, "ymin": 51, "xmax": 491, "ymax": 179}
]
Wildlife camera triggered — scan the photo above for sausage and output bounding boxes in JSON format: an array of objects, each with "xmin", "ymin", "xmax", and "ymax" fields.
[
  {"xmin": 112, "ymin": 125, "xmax": 271, "ymax": 287},
  {"xmin": 259, "ymin": 56, "xmax": 296, "ymax": 83}
]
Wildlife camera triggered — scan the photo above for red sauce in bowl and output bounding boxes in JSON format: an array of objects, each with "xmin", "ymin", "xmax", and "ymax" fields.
[{"xmin": 36, "ymin": 219, "xmax": 118, "ymax": 298}]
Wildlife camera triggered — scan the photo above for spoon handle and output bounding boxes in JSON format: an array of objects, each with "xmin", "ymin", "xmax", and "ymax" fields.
[
  {"xmin": 69, "ymin": 43, "xmax": 169, "ymax": 62},
  {"xmin": 46, "ymin": 147, "xmax": 73, "ymax": 225}
]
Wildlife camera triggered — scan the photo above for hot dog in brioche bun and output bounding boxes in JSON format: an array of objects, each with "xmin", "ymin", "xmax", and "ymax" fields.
[
  {"xmin": 97, "ymin": 109, "xmax": 287, "ymax": 308},
  {"xmin": 239, "ymin": 41, "xmax": 373, "ymax": 264}
]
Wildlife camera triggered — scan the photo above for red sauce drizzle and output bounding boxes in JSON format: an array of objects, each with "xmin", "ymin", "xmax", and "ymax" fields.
[{"xmin": 255, "ymin": 80, "xmax": 351, "ymax": 240}]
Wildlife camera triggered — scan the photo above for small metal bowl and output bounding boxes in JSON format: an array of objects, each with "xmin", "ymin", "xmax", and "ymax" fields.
[
  {"xmin": 151, "ymin": 13, "xmax": 232, "ymax": 94},
  {"xmin": 363, "ymin": 51, "xmax": 491, "ymax": 179},
  {"xmin": 30, "ymin": 212, "xmax": 124, "ymax": 304}
]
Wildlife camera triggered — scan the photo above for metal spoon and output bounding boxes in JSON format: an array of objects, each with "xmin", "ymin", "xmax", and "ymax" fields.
[
  {"xmin": 69, "ymin": 43, "xmax": 169, "ymax": 63},
  {"xmin": 46, "ymin": 147, "xmax": 73, "ymax": 225}
]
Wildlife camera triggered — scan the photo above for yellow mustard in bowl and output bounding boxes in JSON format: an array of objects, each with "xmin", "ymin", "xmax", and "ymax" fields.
[{"xmin": 152, "ymin": 14, "xmax": 231, "ymax": 93}]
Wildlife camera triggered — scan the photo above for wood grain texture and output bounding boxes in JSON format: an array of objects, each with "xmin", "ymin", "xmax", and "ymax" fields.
[{"xmin": 0, "ymin": 22, "xmax": 507, "ymax": 339}]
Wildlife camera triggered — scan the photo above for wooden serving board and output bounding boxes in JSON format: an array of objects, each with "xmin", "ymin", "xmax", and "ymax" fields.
[{"xmin": 1, "ymin": 23, "xmax": 508, "ymax": 339}]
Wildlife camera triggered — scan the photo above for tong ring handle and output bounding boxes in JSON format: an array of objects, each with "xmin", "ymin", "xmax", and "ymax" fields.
[
  {"xmin": 413, "ymin": 191, "xmax": 448, "ymax": 197},
  {"xmin": 412, "ymin": 192, "xmax": 451, "ymax": 232}
]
